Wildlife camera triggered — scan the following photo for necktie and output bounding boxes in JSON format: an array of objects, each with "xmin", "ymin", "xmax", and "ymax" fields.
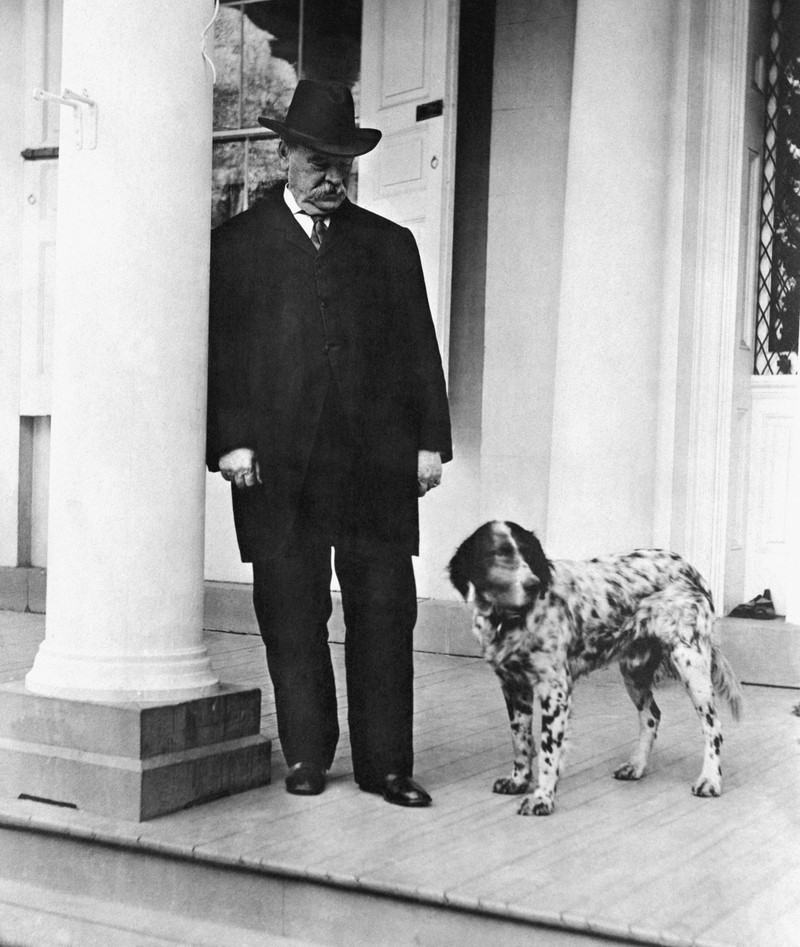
[{"xmin": 311, "ymin": 217, "xmax": 327, "ymax": 251}]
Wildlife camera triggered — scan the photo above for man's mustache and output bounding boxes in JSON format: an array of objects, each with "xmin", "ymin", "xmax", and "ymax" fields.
[{"xmin": 313, "ymin": 183, "xmax": 346, "ymax": 197}]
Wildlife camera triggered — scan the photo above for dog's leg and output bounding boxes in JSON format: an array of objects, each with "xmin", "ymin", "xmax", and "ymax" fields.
[
  {"xmin": 614, "ymin": 639, "xmax": 663, "ymax": 780},
  {"xmin": 518, "ymin": 676, "xmax": 572, "ymax": 816},
  {"xmin": 493, "ymin": 670, "xmax": 535, "ymax": 794},
  {"xmin": 614, "ymin": 672, "xmax": 661, "ymax": 781},
  {"xmin": 671, "ymin": 643, "xmax": 724, "ymax": 797}
]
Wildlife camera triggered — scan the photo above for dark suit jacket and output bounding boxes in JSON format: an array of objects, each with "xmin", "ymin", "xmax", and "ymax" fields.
[{"xmin": 206, "ymin": 186, "xmax": 452, "ymax": 559}]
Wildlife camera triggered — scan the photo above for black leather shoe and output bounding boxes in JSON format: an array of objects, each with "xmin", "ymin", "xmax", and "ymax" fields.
[
  {"xmin": 363, "ymin": 774, "xmax": 432, "ymax": 807},
  {"xmin": 285, "ymin": 762, "xmax": 326, "ymax": 796}
]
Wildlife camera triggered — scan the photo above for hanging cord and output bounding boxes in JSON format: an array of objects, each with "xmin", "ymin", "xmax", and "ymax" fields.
[{"xmin": 201, "ymin": 0, "xmax": 221, "ymax": 84}]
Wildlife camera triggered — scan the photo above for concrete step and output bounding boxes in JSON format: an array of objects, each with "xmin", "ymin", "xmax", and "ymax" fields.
[{"xmin": 0, "ymin": 878, "xmax": 318, "ymax": 947}]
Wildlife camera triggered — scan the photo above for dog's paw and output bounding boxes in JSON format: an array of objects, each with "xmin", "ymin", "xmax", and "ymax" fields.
[
  {"xmin": 517, "ymin": 793, "xmax": 554, "ymax": 816},
  {"xmin": 691, "ymin": 776, "xmax": 721, "ymax": 797},
  {"xmin": 493, "ymin": 776, "xmax": 530, "ymax": 795},
  {"xmin": 613, "ymin": 762, "xmax": 644, "ymax": 781}
]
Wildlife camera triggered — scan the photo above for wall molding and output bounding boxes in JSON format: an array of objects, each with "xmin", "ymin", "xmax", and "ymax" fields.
[
  {"xmin": 0, "ymin": 569, "xmax": 482, "ymax": 660},
  {"xmin": 2, "ymin": 568, "xmax": 796, "ymax": 686}
]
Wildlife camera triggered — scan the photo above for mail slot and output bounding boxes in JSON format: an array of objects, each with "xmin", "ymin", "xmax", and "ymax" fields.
[{"xmin": 416, "ymin": 99, "xmax": 444, "ymax": 122}]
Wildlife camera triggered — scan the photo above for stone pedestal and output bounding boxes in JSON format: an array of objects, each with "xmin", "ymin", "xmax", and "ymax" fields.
[{"xmin": 0, "ymin": 683, "xmax": 270, "ymax": 821}]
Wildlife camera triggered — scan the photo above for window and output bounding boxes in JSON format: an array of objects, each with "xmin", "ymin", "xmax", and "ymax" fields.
[
  {"xmin": 211, "ymin": 0, "xmax": 363, "ymax": 228},
  {"xmin": 756, "ymin": 0, "xmax": 800, "ymax": 375}
]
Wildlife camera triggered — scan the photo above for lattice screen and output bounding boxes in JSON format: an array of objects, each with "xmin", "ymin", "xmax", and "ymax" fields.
[{"xmin": 756, "ymin": 0, "xmax": 800, "ymax": 375}]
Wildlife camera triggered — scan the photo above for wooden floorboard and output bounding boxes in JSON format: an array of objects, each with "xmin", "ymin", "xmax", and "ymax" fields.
[{"xmin": 1, "ymin": 610, "xmax": 798, "ymax": 946}]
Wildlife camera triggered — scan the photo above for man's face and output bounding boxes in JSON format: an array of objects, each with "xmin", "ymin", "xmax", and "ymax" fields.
[{"xmin": 282, "ymin": 141, "xmax": 354, "ymax": 215}]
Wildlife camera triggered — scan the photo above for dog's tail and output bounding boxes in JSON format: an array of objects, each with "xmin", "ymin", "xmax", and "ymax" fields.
[{"xmin": 711, "ymin": 645, "xmax": 744, "ymax": 721}]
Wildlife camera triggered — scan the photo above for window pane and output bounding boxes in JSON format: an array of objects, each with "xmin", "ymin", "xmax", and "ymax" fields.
[
  {"xmin": 213, "ymin": 5, "xmax": 243, "ymax": 130},
  {"xmin": 212, "ymin": 141, "xmax": 246, "ymax": 228},
  {"xmin": 247, "ymin": 138, "xmax": 285, "ymax": 207},
  {"xmin": 211, "ymin": 0, "xmax": 363, "ymax": 223},
  {"xmin": 242, "ymin": 1, "xmax": 300, "ymax": 127},
  {"xmin": 216, "ymin": 2, "xmax": 300, "ymax": 131},
  {"xmin": 301, "ymin": 0, "xmax": 362, "ymax": 90}
]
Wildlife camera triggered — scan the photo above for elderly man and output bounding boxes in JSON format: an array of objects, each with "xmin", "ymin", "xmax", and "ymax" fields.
[{"xmin": 207, "ymin": 80, "xmax": 452, "ymax": 807}]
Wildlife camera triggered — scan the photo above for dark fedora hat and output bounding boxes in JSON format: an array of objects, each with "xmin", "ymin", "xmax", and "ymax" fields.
[{"xmin": 258, "ymin": 79, "xmax": 381, "ymax": 157}]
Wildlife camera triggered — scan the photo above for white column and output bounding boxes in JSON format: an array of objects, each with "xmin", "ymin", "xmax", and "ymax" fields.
[
  {"xmin": 26, "ymin": 0, "xmax": 219, "ymax": 700},
  {"xmin": 546, "ymin": 0, "xmax": 681, "ymax": 558}
]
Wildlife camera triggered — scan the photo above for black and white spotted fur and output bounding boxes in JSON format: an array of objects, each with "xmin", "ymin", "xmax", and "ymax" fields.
[{"xmin": 449, "ymin": 521, "xmax": 743, "ymax": 816}]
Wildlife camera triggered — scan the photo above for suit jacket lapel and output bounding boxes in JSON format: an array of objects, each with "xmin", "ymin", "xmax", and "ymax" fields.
[
  {"xmin": 266, "ymin": 188, "xmax": 316, "ymax": 257},
  {"xmin": 257, "ymin": 189, "xmax": 355, "ymax": 258},
  {"xmin": 324, "ymin": 199, "xmax": 353, "ymax": 252}
]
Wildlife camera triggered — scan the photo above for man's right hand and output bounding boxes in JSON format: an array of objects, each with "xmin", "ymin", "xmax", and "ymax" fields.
[{"xmin": 219, "ymin": 448, "xmax": 262, "ymax": 489}]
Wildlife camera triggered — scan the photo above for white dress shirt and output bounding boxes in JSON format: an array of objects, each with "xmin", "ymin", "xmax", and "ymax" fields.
[{"xmin": 283, "ymin": 185, "xmax": 329, "ymax": 240}]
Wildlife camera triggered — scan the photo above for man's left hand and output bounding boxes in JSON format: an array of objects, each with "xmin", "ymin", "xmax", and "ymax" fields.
[{"xmin": 417, "ymin": 450, "xmax": 443, "ymax": 496}]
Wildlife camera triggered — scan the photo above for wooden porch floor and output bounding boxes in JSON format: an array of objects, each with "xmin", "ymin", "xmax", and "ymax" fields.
[{"xmin": 1, "ymin": 610, "xmax": 799, "ymax": 946}]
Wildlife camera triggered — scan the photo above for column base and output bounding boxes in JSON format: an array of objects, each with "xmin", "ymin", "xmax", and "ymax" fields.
[{"xmin": 0, "ymin": 682, "xmax": 271, "ymax": 821}]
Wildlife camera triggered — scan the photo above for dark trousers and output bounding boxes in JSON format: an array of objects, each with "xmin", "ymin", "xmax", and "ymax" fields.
[
  {"xmin": 252, "ymin": 542, "xmax": 417, "ymax": 786},
  {"xmin": 251, "ymin": 375, "xmax": 418, "ymax": 786}
]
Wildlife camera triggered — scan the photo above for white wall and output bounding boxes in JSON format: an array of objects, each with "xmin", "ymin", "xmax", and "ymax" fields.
[
  {"xmin": 546, "ymin": 0, "xmax": 686, "ymax": 560},
  {"xmin": 204, "ymin": 473, "xmax": 252, "ymax": 583},
  {"xmin": 412, "ymin": 0, "xmax": 577, "ymax": 600},
  {"xmin": 480, "ymin": 0, "xmax": 575, "ymax": 538}
]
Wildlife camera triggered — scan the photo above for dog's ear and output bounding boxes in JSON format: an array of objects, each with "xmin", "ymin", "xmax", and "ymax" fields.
[
  {"xmin": 448, "ymin": 534, "xmax": 476, "ymax": 600},
  {"xmin": 507, "ymin": 522, "xmax": 552, "ymax": 595}
]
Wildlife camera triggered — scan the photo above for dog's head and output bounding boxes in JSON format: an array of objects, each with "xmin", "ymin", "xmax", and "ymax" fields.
[{"xmin": 448, "ymin": 521, "xmax": 552, "ymax": 616}]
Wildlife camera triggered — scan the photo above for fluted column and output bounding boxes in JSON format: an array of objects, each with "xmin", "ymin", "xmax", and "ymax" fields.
[{"xmin": 25, "ymin": 0, "xmax": 219, "ymax": 700}]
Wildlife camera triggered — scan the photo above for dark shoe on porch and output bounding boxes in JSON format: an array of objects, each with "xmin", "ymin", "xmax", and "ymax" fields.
[
  {"xmin": 728, "ymin": 588, "xmax": 777, "ymax": 620},
  {"xmin": 285, "ymin": 762, "xmax": 326, "ymax": 796},
  {"xmin": 361, "ymin": 774, "xmax": 432, "ymax": 807}
]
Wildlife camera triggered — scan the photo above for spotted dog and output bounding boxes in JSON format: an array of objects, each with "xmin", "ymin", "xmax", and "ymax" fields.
[{"xmin": 449, "ymin": 521, "xmax": 742, "ymax": 816}]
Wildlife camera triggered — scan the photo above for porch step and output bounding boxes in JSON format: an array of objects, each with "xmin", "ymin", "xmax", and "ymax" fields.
[
  {"xmin": 718, "ymin": 616, "xmax": 800, "ymax": 688},
  {"xmin": 0, "ymin": 819, "xmax": 645, "ymax": 947},
  {"xmin": 0, "ymin": 878, "xmax": 318, "ymax": 947}
]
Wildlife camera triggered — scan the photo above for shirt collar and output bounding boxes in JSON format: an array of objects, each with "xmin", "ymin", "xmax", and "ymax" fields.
[
  {"xmin": 283, "ymin": 185, "xmax": 329, "ymax": 238},
  {"xmin": 283, "ymin": 185, "xmax": 329, "ymax": 221},
  {"xmin": 282, "ymin": 185, "xmax": 304, "ymax": 216}
]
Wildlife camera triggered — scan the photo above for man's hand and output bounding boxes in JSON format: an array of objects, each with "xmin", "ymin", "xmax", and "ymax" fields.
[
  {"xmin": 219, "ymin": 448, "xmax": 262, "ymax": 490},
  {"xmin": 417, "ymin": 450, "xmax": 443, "ymax": 496}
]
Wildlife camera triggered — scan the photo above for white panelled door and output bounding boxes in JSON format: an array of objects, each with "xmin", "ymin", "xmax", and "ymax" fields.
[{"xmin": 357, "ymin": 0, "xmax": 458, "ymax": 370}]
